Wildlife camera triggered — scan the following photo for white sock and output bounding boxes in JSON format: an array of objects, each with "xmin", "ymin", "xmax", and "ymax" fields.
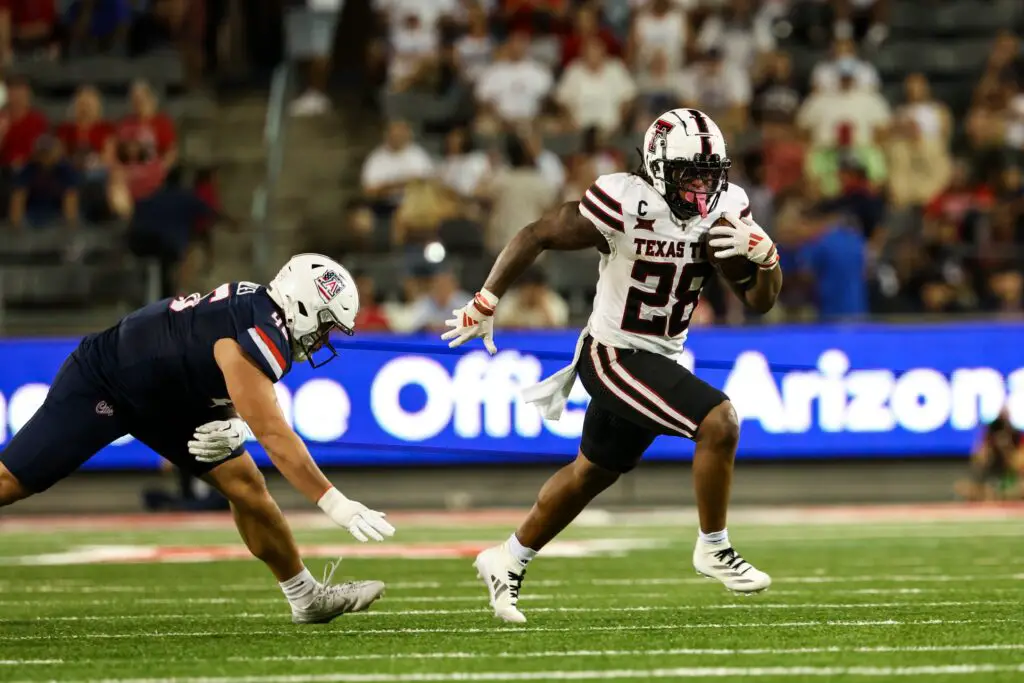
[
  {"xmin": 280, "ymin": 567, "xmax": 318, "ymax": 609},
  {"xmin": 505, "ymin": 533, "xmax": 538, "ymax": 566},
  {"xmin": 699, "ymin": 529, "xmax": 729, "ymax": 546}
]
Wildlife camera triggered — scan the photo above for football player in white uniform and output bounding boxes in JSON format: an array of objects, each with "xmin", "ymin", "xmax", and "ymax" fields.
[{"xmin": 442, "ymin": 109, "xmax": 782, "ymax": 623}]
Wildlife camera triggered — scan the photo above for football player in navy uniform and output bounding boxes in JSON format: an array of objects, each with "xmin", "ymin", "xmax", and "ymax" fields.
[{"xmin": 0, "ymin": 254, "xmax": 395, "ymax": 624}]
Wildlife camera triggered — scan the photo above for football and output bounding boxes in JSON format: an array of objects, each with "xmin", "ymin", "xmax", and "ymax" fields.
[{"xmin": 704, "ymin": 216, "xmax": 757, "ymax": 283}]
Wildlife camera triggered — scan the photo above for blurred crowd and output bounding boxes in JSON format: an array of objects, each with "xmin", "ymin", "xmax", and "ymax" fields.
[
  {"xmin": 332, "ymin": 0, "xmax": 1024, "ymax": 331},
  {"xmin": 0, "ymin": 0, "xmax": 237, "ymax": 296}
]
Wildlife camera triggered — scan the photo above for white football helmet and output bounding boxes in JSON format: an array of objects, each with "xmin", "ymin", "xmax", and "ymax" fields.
[
  {"xmin": 267, "ymin": 253, "xmax": 359, "ymax": 366},
  {"xmin": 641, "ymin": 108, "xmax": 731, "ymax": 220}
]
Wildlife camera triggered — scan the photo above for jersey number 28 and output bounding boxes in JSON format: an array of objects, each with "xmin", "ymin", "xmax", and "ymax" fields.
[{"xmin": 621, "ymin": 261, "xmax": 710, "ymax": 337}]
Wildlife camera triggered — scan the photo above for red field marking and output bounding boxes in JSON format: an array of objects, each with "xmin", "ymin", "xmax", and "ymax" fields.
[{"xmin": 1, "ymin": 503, "xmax": 1022, "ymax": 534}]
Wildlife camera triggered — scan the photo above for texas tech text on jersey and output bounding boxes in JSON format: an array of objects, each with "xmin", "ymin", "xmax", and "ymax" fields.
[{"xmin": 579, "ymin": 172, "xmax": 752, "ymax": 358}]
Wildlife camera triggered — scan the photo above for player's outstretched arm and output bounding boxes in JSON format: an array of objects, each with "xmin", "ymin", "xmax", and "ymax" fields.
[
  {"xmin": 483, "ymin": 202, "xmax": 608, "ymax": 297},
  {"xmin": 442, "ymin": 203, "xmax": 606, "ymax": 354},
  {"xmin": 214, "ymin": 339, "xmax": 333, "ymax": 502},
  {"xmin": 213, "ymin": 339, "xmax": 395, "ymax": 542}
]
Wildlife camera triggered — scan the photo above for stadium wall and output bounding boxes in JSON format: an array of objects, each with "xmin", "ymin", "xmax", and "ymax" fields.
[
  {"xmin": 1, "ymin": 322, "xmax": 1021, "ymax": 467},
  {"xmin": 2, "ymin": 322, "xmax": 1019, "ymax": 512}
]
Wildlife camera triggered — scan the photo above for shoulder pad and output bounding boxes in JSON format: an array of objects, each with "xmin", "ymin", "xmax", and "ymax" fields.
[
  {"xmin": 579, "ymin": 173, "xmax": 631, "ymax": 233},
  {"xmin": 234, "ymin": 292, "xmax": 293, "ymax": 381},
  {"xmin": 719, "ymin": 183, "xmax": 752, "ymax": 219}
]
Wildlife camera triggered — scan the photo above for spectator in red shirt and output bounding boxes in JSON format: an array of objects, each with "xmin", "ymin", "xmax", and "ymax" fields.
[
  {"xmin": 0, "ymin": 0, "xmax": 63, "ymax": 62},
  {"xmin": 179, "ymin": 165, "xmax": 238, "ymax": 292},
  {"xmin": 761, "ymin": 122, "xmax": 806, "ymax": 195},
  {"xmin": 117, "ymin": 80, "xmax": 178, "ymax": 170},
  {"xmin": 354, "ymin": 272, "xmax": 391, "ymax": 332},
  {"xmin": 56, "ymin": 85, "xmax": 116, "ymax": 172},
  {"xmin": 117, "ymin": 135, "xmax": 166, "ymax": 200},
  {"xmin": 560, "ymin": 5, "xmax": 620, "ymax": 70},
  {"xmin": 191, "ymin": 166, "xmax": 222, "ymax": 248},
  {"xmin": 0, "ymin": 77, "xmax": 49, "ymax": 168},
  {"xmin": 924, "ymin": 160, "xmax": 995, "ymax": 241},
  {"xmin": 56, "ymin": 85, "xmax": 118, "ymax": 222}
]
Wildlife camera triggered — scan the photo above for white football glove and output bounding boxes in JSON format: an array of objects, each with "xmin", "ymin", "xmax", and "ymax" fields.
[
  {"xmin": 441, "ymin": 288, "xmax": 499, "ymax": 355},
  {"xmin": 708, "ymin": 213, "xmax": 780, "ymax": 270},
  {"xmin": 318, "ymin": 487, "xmax": 396, "ymax": 542},
  {"xmin": 189, "ymin": 418, "xmax": 249, "ymax": 463}
]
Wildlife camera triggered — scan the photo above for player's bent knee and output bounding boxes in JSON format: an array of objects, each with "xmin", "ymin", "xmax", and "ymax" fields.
[
  {"xmin": 206, "ymin": 455, "xmax": 269, "ymax": 505},
  {"xmin": 0, "ymin": 463, "xmax": 32, "ymax": 506},
  {"xmin": 697, "ymin": 401, "xmax": 740, "ymax": 455},
  {"xmin": 574, "ymin": 452, "xmax": 624, "ymax": 486}
]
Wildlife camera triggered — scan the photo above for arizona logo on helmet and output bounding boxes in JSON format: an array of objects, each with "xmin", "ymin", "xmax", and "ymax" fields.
[{"xmin": 315, "ymin": 270, "xmax": 345, "ymax": 303}]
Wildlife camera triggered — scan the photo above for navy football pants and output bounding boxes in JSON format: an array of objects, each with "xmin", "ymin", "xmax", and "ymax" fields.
[{"xmin": 1, "ymin": 355, "xmax": 244, "ymax": 493}]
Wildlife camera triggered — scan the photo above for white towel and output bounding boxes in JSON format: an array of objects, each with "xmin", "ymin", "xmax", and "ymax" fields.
[{"xmin": 521, "ymin": 328, "xmax": 589, "ymax": 421}]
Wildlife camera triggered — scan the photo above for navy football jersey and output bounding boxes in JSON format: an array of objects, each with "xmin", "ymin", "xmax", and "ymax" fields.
[{"xmin": 74, "ymin": 281, "xmax": 293, "ymax": 415}]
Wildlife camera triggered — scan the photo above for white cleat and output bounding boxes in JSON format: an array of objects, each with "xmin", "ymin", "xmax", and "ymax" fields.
[
  {"xmin": 291, "ymin": 560, "xmax": 386, "ymax": 624},
  {"xmin": 474, "ymin": 544, "xmax": 528, "ymax": 624},
  {"xmin": 693, "ymin": 541, "xmax": 771, "ymax": 594}
]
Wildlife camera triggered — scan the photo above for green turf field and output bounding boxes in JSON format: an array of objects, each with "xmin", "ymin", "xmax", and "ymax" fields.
[{"xmin": 0, "ymin": 507, "xmax": 1022, "ymax": 682}]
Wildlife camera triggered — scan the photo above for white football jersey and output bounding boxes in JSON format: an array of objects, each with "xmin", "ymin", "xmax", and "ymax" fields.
[{"xmin": 578, "ymin": 172, "xmax": 753, "ymax": 358}]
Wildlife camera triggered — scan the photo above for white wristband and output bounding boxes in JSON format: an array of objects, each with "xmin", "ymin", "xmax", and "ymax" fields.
[
  {"xmin": 473, "ymin": 288, "xmax": 499, "ymax": 316},
  {"xmin": 317, "ymin": 487, "xmax": 347, "ymax": 515},
  {"xmin": 479, "ymin": 288, "xmax": 499, "ymax": 307}
]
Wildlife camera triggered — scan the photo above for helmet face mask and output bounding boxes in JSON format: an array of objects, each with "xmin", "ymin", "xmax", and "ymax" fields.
[
  {"xmin": 295, "ymin": 309, "xmax": 353, "ymax": 368},
  {"xmin": 267, "ymin": 254, "xmax": 359, "ymax": 369},
  {"xmin": 657, "ymin": 154, "xmax": 731, "ymax": 219},
  {"xmin": 642, "ymin": 109, "xmax": 731, "ymax": 220}
]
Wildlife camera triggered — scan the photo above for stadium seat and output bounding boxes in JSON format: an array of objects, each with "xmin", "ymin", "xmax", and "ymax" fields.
[
  {"xmin": 543, "ymin": 131, "xmax": 582, "ymax": 158},
  {"xmin": 932, "ymin": 0, "xmax": 1021, "ymax": 34}
]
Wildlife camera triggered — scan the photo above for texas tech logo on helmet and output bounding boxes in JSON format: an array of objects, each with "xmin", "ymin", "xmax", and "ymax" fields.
[
  {"xmin": 314, "ymin": 270, "xmax": 345, "ymax": 303},
  {"xmin": 647, "ymin": 119, "xmax": 675, "ymax": 153}
]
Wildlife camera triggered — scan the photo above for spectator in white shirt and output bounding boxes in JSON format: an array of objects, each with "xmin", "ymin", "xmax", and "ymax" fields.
[
  {"xmin": 286, "ymin": 0, "xmax": 344, "ymax": 117},
  {"xmin": 798, "ymin": 61, "xmax": 891, "ymax": 149},
  {"xmin": 483, "ymin": 133, "xmax": 558, "ymax": 255},
  {"xmin": 636, "ymin": 49, "xmax": 684, "ymax": 113},
  {"xmin": 387, "ymin": 12, "xmax": 440, "ymax": 92},
  {"xmin": 407, "ymin": 266, "xmax": 469, "ymax": 332},
  {"xmin": 475, "ymin": 32, "xmax": 554, "ymax": 125},
  {"xmin": 375, "ymin": 0, "xmax": 457, "ymax": 32},
  {"xmin": 454, "ymin": 4, "xmax": 494, "ymax": 85},
  {"xmin": 497, "ymin": 267, "xmax": 570, "ymax": 329},
  {"xmin": 628, "ymin": 0, "xmax": 691, "ymax": 74},
  {"xmin": 811, "ymin": 38, "xmax": 880, "ymax": 93},
  {"xmin": 895, "ymin": 72, "xmax": 952, "ymax": 143},
  {"xmin": 522, "ymin": 127, "xmax": 566, "ymax": 191},
  {"xmin": 556, "ymin": 38, "xmax": 636, "ymax": 134},
  {"xmin": 832, "ymin": 0, "xmax": 890, "ymax": 49},
  {"xmin": 439, "ymin": 127, "xmax": 492, "ymax": 199},
  {"xmin": 677, "ymin": 48, "xmax": 751, "ymax": 136},
  {"xmin": 361, "ymin": 120, "xmax": 434, "ymax": 203},
  {"xmin": 696, "ymin": 0, "xmax": 775, "ymax": 72}
]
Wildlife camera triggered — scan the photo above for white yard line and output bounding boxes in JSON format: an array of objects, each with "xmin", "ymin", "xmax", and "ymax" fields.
[
  {"xmin": 3, "ymin": 600, "xmax": 1011, "ymax": 622},
  {"xmin": 0, "ymin": 593, "xmax": 673, "ymax": 608},
  {"xmin": 8, "ymin": 647, "xmax": 1024, "ymax": 667},
  {"xmin": 11, "ymin": 586, "xmax": 1021, "ymax": 608},
  {"xmin": 0, "ymin": 618, "xmax": 1011, "ymax": 642},
  {"xmin": 1, "ymin": 573, "xmax": 1022, "ymax": 596},
  {"xmin": 227, "ymin": 643, "xmax": 1024, "ymax": 663},
  {"xmin": 39, "ymin": 663, "xmax": 1024, "ymax": 682},
  {"xmin": 6, "ymin": 644, "xmax": 1024, "ymax": 668}
]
